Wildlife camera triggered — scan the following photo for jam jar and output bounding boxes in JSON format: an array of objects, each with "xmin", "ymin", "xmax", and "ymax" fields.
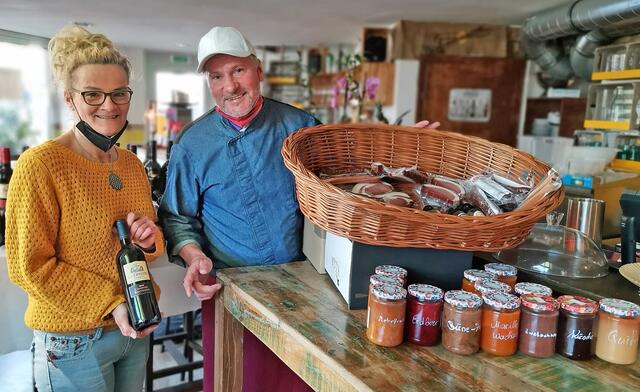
[
  {"xmin": 366, "ymin": 283, "xmax": 407, "ymax": 347},
  {"xmin": 595, "ymin": 298, "xmax": 640, "ymax": 364},
  {"xmin": 367, "ymin": 274, "xmax": 404, "ymax": 328},
  {"xmin": 375, "ymin": 265, "xmax": 408, "ymax": 287},
  {"xmin": 518, "ymin": 294, "xmax": 559, "ymax": 358},
  {"xmin": 461, "ymin": 269, "xmax": 497, "ymax": 295},
  {"xmin": 405, "ymin": 284, "xmax": 444, "ymax": 346},
  {"xmin": 442, "ymin": 290, "xmax": 483, "ymax": 355},
  {"xmin": 514, "ymin": 282, "xmax": 553, "ymax": 297},
  {"xmin": 474, "ymin": 278, "xmax": 511, "ymax": 297},
  {"xmin": 480, "ymin": 291, "xmax": 521, "ymax": 356},
  {"xmin": 556, "ymin": 295, "xmax": 598, "ymax": 360},
  {"xmin": 484, "ymin": 262, "xmax": 518, "ymax": 288}
]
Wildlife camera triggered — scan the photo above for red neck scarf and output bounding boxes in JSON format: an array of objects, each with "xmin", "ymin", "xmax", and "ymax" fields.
[{"xmin": 215, "ymin": 96, "xmax": 264, "ymax": 128}]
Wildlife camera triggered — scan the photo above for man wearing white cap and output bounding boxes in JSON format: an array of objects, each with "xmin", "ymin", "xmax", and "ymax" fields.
[{"xmin": 159, "ymin": 26, "xmax": 318, "ymax": 391}]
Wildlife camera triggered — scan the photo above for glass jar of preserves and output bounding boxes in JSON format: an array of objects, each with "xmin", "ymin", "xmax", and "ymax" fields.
[
  {"xmin": 366, "ymin": 283, "xmax": 407, "ymax": 347},
  {"xmin": 375, "ymin": 265, "xmax": 408, "ymax": 287},
  {"xmin": 442, "ymin": 290, "xmax": 483, "ymax": 355},
  {"xmin": 518, "ymin": 294, "xmax": 559, "ymax": 358},
  {"xmin": 480, "ymin": 291, "xmax": 521, "ymax": 356},
  {"xmin": 474, "ymin": 278, "xmax": 511, "ymax": 297},
  {"xmin": 556, "ymin": 295, "xmax": 597, "ymax": 360},
  {"xmin": 461, "ymin": 269, "xmax": 497, "ymax": 295},
  {"xmin": 405, "ymin": 284, "xmax": 444, "ymax": 346},
  {"xmin": 367, "ymin": 274, "xmax": 404, "ymax": 328},
  {"xmin": 595, "ymin": 298, "xmax": 640, "ymax": 364},
  {"xmin": 484, "ymin": 262, "xmax": 518, "ymax": 288},
  {"xmin": 514, "ymin": 282, "xmax": 552, "ymax": 297}
]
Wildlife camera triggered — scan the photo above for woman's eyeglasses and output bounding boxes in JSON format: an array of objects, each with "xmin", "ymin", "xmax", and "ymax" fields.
[{"xmin": 71, "ymin": 88, "xmax": 133, "ymax": 106}]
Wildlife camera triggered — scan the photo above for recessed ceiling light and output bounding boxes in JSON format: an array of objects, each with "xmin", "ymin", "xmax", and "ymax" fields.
[
  {"xmin": 73, "ymin": 21, "xmax": 94, "ymax": 27},
  {"xmin": 176, "ymin": 43, "xmax": 191, "ymax": 48}
]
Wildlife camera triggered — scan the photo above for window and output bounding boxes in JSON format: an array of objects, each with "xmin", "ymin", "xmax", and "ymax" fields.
[{"xmin": 0, "ymin": 32, "xmax": 51, "ymax": 153}]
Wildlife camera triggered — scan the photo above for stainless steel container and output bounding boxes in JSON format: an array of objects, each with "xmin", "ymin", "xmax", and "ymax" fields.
[{"xmin": 565, "ymin": 198, "xmax": 605, "ymax": 247}]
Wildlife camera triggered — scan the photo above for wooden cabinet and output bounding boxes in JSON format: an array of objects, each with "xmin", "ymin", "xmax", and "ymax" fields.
[
  {"xmin": 524, "ymin": 98, "xmax": 587, "ymax": 138},
  {"xmin": 417, "ymin": 56, "xmax": 525, "ymax": 146}
]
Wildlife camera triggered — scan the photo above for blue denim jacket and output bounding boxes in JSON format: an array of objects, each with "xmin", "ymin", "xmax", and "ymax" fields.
[{"xmin": 158, "ymin": 98, "xmax": 320, "ymax": 269}]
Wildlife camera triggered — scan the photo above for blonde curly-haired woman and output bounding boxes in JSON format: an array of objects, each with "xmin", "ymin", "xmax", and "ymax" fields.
[{"xmin": 5, "ymin": 24, "xmax": 164, "ymax": 392}]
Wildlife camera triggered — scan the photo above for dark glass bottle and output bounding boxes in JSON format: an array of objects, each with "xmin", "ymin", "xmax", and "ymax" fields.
[
  {"xmin": 0, "ymin": 147, "xmax": 12, "ymax": 247},
  {"xmin": 127, "ymin": 144, "xmax": 138, "ymax": 157},
  {"xmin": 114, "ymin": 219, "xmax": 161, "ymax": 331},
  {"xmin": 154, "ymin": 141, "xmax": 172, "ymax": 202},
  {"xmin": 144, "ymin": 141, "xmax": 160, "ymax": 185}
]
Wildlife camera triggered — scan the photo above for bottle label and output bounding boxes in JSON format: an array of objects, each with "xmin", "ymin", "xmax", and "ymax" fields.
[
  {"xmin": 123, "ymin": 260, "xmax": 151, "ymax": 285},
  {"xmin": 128, "ymin": 281, "xmax": 153, "ymax": 298},
  {"xmin": 0, "ymin": 184, "xmax": 8, "ymax": 199}
]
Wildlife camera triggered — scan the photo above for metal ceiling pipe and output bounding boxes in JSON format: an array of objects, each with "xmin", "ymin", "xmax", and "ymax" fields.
[
  {"xmin": 521, "ymin": 0, "xmax": 640, "ymax": 81},
  {"xmin": 570, "ymin": 29, "xmax": 611, "ymax": 80}
]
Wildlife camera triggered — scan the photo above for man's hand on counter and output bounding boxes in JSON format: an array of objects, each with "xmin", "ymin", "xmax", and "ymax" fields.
[{"xmin": 179, "ymin": 243, "xmax": 222, "ymax": 301}]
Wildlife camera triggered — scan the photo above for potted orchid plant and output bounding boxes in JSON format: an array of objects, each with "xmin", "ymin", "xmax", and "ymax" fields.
[{"xmin": 330, "ymin": 54, "xmax": 380, "ymax": 123}]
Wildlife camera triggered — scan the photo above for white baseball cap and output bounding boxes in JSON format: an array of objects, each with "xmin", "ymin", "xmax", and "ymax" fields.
[{"xmin": 196, "ymin": 26, "xmax": 256, "ymax": 72}]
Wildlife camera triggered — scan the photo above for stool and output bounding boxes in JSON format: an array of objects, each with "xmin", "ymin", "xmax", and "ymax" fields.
[{"xmin": 145, "ymin": 311, "xmax": 203, "ymax": 391}]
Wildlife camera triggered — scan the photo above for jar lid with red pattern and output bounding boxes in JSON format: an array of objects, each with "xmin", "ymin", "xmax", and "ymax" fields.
[
  {"xmin": 599, "ymin": 298, "xmax": 640, "ymax": 318},
  {"xmin": 444, "ymin": 290, "xmax": 482, "ymax": 309},
  {"xmin": 375, "ymin": 265, "xmax": 408, "ymax": 281},
  {"xmin": 371, "ymin": 283, "xmax": 407, "ymax": 301},
  {"xmin": 557, "ymin": 295, "xmax": 598, "ymax": 314},
  {"xmin": 484, "ymin": 262, "xmax": 518, "ymax": 277},
  {"xmin": 521, "ymin": 294, "xmax": 558, "ymax": 312},
  {"xmin": 474, "ymin": 278, "xmax": 511, "ymax": 295},
  {"xmin": 514, "ymin": 282, "xmax": 553, "ymax": 297},
  {"xmin": 463, "ymin": 269, "xmax": 497, "ymax": 282},
  {"xmin": 369, "ymin": 274, "xmax": 403, "ymax": 287},
  {"xmin": 408, "ymin": 284, "xmax": 444, "ymax": 302},
  {"xmin": 483, "ymin": 291, "xmax": 521, "ymax": 310}
]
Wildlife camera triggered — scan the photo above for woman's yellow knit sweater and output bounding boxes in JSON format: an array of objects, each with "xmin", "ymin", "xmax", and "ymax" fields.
[{"xmin": 5, "ymin": 141, "xmax": 164, "ymax": 332}]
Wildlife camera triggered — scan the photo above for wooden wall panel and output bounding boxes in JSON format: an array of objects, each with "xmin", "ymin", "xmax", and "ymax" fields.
[
  {"xmin": 417, "ymin": 56, "xmax": 525, "ymax": 147},
  {"xmin": 392, "ymin": 21, "xmax": 511, "ymax": 59}
]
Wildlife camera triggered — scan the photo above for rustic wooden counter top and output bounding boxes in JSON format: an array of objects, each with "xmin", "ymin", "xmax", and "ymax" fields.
[{"xmin": 214, "ymin": 261, "xmax": 640, "ymax": 392}]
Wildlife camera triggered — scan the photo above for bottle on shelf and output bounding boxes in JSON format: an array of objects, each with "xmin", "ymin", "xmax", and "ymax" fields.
[
  {"xmin": 144, "ymin": 141, "xmax": 161, "ymax": 195},
  {"xmin": 0, "ymin": 146, "xmax": 13, "ymax": 247},
  {"xmin": 154, "ymin": 141, "xmax": 173, "ymax": 202},
  {"xmin": 114, "ymin": 219, "xmax": 161, "ymax": 331},
  {"xmin": 127, "ymin": 144, "xmax": 138, "ymax": 157}
]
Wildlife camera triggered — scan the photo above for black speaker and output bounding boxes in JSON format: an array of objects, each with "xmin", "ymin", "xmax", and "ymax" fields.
[
  {"xmin": 364, "ymin": 35, "xmax": 387, "ymax": 62},
  {"xmin": 308, "ymin": 51, "xmax": 323, "ymax": 74}
]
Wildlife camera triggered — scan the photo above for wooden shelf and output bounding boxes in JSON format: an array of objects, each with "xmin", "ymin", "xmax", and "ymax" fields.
[
  {"xmin": 584, "ymin": 119, "xmax": 632, "ymax": 131},
  {"xmin": 308, "ymin": 62, "xmax": 395, "ymax": 107},
  {"xmin": 611, "ymin": 159, "xmax": 640, "ymax": 173},
  {"xmin": 266, "ymin": 75, "xmax": 298, "ymax": 85},
  {"xmin": 524, "ymin": 98, "xmax": 586, "ymax": 138},
  {"xmin": 592, "ymin": 69, "xmax": 640, "ymax": 81}
]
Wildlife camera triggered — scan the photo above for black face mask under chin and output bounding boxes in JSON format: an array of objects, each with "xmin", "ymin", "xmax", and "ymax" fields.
[{"xmin": 75, "ymin": 120, "xmax": 128, "ymax": 152}]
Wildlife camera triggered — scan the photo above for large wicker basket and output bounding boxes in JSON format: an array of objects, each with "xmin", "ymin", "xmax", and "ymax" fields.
[{"xmin": 282, "ymin": 124, "xmax": 564, "ymax": 251}]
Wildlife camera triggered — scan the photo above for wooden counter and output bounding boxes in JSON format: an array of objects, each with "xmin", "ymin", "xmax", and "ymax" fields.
[{"xmin": 214, "ymin": 261, "xmax": 640, "ymax": 392}]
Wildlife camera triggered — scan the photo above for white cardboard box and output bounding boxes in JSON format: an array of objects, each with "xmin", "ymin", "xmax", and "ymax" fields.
[
  {"xmin": 302, "ymin": 217, "xmax": 327, "ymax": 274},
  {"xmin": 323, "ymin": 232, "xmax": 355, "ymax": 305}
]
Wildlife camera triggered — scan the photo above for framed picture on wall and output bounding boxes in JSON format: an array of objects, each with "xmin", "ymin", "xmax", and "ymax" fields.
[{"xmin": 447, "ymin": 88, "xmax": 491, "ymax": 122}]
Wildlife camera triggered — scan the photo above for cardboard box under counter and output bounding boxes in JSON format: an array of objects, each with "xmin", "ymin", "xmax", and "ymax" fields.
[
  {"xmin": 324, "ymin": 232, "xmax": 473, "ymax": 309},
  {"xmin": 302, "ymin": 217, "xmax": 327, "ymax": 274}
]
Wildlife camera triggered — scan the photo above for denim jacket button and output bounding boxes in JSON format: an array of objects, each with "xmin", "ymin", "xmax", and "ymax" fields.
[
  {"xmin": 88, "ymin": 334, "xmax": 94, "ymax": 339},
  {"xmin": 50, "ymin": 337, "xmax": 56, "ymax": 341},
  {"xmin": 73, "ymin": 338, "xmax": 79, "ymax": 344}
]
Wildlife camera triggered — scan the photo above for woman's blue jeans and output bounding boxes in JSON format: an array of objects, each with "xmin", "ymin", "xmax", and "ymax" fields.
[{"xmin": 32, "ymin": 327, "xmax": 149, "ymax": 392}]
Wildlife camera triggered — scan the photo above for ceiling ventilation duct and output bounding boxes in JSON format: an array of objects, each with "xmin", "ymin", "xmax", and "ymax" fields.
[{"xmin": 521, "ymin": 0, "xmax": 640, "ymax": 84}]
